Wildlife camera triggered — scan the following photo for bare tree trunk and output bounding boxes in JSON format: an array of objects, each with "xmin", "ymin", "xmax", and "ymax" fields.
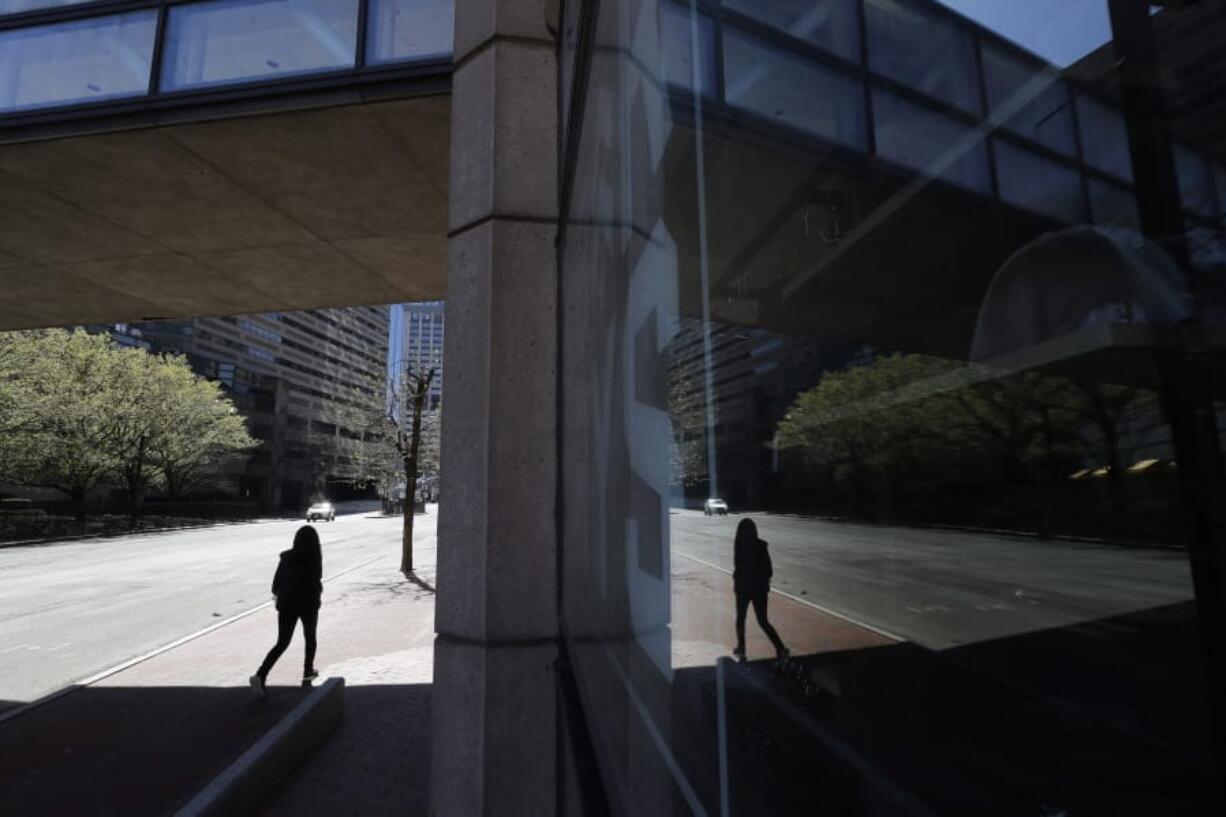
[
  {"xmin": 401, "ymin": 377, "xmax": 428, "ymax": 574},
  {"xmin": 69, "ymin": 486, "xmax": 87, "ymax": 525},
  {"xmin": 402, "ymin": 454, "xmax": 415, "ymax": 573}
]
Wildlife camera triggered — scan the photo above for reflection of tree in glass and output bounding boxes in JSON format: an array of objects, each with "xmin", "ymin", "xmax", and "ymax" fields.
[
  {"xmin": 668, "ymin": 366, "xmax": 712, "ymax": 488},
  {"xmin": 774, "ymin": 353, "xmax": 1154, "ymax": 528}
]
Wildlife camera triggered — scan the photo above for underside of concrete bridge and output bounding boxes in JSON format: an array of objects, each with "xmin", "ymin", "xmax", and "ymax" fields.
[{"xmin": 0, "ymin": 93, "xmax": 450, "ymax": 330}]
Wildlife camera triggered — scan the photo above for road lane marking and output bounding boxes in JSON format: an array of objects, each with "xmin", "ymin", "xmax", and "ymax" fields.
[
  {"xmin": 0, "ymin": 550, "xmax": 393, "ymax": 726},
  {"xmin": 2, "ymin": 644, "xmax": 28, "ymax": 654},
  {"xmin": 672, "ymin": 549, "xmax": 905, "ymax": 642}
]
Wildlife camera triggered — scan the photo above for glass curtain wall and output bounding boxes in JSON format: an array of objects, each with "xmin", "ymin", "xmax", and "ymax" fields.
[
  {"xmin": 559, "ymin": 1, "xmax": 1226, "ymax": 814},
  {"xmin": 0, "ymin": 0, "xmax": 454, "ymax": 114}
]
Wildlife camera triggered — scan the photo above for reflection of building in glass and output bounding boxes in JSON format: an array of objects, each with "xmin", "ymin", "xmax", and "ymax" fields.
[
  {"xmin": 97, "ymin": 307, "xmax": 389, "ymax": 510},
  {"xmin": 559, "ymin": 2, "xmax": 1226, "ymax": 815},
  {"xmin": 402, "ymin": 301, "xmax": 444, "ymax": 408},
  {"xmin": 668, "ymin": 318, "xmax": 854, "ymax": 509}
]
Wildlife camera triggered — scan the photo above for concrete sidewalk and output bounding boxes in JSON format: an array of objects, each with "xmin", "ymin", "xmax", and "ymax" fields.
[{"xmin": 0, "ymin": 540, "xmax": 437, "ymax": 816}]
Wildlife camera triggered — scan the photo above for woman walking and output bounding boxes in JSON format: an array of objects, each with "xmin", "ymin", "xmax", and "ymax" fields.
[
  {"xmin": 733, "ymin": 518, "xmax": 788, "ymax": 660},
  {"xmin": 250, "ymin": 525, "xmax": 323, "ymax": 697}
]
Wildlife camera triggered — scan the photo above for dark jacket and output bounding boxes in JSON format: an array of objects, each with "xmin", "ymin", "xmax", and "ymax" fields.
[
  {"xmin": 733, "ymin": 537, "xmax": 773, "ymax": 597},
  {"xmin": 271, "ymin": 549, "xmax": 323, "ymax": 612}
]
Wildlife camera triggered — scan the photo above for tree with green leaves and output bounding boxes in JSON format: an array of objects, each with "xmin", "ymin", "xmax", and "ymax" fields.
[
  {"xmin": 142, "ymin": 354, "xmax": 256, "ymax": 503},
  {"xmin": 0, "ymin": 328, "xmax": 256, "ymax": 525},
  {"xmin": 1, "ymin": 330, "xmax": 127, "ymax": 518},
  {"xmin": 774, "ymin": 354, "xmax": 958, "ymax": 501}
]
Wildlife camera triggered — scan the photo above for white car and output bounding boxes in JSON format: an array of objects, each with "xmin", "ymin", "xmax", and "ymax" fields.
[
  {"xmin": 307, "ymin": 501, "xmax": 335, "ymax": 522},
  {"xmin": 704, "ymin": 498, "xmax": 728, "ymax": 516}
]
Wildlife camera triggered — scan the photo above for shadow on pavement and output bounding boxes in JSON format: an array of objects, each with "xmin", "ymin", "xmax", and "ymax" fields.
[
  {"xmin": 256, "ymin": 683, "xmax": 432, "ymax": 816},
  {"xmin": 403, "ymin": 571, "xmax": 436, "ymax": 594},
  {"xmin": 0, "ymin": 683, "xmax": 432, "ymax": 817},
  {"xmin": 671, "ymin": 601, "xmax": 1222, "ymax": 816}
]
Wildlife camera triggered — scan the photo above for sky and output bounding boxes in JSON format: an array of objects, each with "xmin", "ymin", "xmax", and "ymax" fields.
[
  {"xmin": 387, "ymin": 303, "xmax": 404, "ymax": 386},
  {"xmin": 934, "ymin": 0, "xmax": 1114, "ymax": 67}
]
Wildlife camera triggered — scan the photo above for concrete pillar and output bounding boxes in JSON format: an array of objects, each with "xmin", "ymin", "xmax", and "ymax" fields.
[{"xmin": 432, "ymin": 2, "xmax": 560, "ymax": 815}]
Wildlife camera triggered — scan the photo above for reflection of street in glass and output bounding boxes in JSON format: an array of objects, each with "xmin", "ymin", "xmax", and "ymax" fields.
[{"xmin": 674, "ymin": 511, "xmax": 1193, "ymax": 652}]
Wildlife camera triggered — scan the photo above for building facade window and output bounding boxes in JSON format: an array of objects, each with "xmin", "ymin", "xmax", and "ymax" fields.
[
  {"xmin": 1, "ymin": 0, "xmax": 455, "ymax": 119},
  {"xmin": 558, "ymin": 1, "xmax": 1226, "ymax": 814},
  {"xmin": 161, "ymin": 0, "xmax": 360, "ymax": 92},
  {"xmin": 980, "ymin": 43, "xmax": 1078, "ymax": 158},
  {"xmin": 0, "ymin": 12, "xmax": 157, "ymax": 113},
  {"xmin": 865, "ymin": 0, "xmax": 981, "ymax": 114},
  {"xmin": 659, "ymin": 3, "xmax": 717, "ymax": 97},
  {"xmin": 723, "ymin": 0, "xmax": 860, "ymax": 63},
  {"xmin": 871, "ymin": 87, "xmax": 992, "ymax": 192},
  {"xmin": 723, "ymin": 28, "xmax": 865, "ymax": 148},
  {"xmin": 366, "ymin": 0, "xmax": 453, "ymax": 64}
]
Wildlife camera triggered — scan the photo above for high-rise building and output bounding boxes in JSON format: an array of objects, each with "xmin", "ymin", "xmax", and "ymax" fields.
[
  {"xmin": 99, "ymin": 306, "xmax": 390, "ymax": 511},
  {"xmin": 402, "ymin": 301, "xmax": 444, "ymax": 408}
]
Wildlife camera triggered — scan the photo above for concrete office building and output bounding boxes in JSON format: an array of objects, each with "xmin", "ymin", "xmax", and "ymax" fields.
[
  {"xmin": 97, "ymin": 307, "xmax": 390, "ymax": 510},
  {"xmin": 402, "ymin": 301, "xmax": 445, "ymax": 407},
  {"xmin": 3, "ymin": 1, "xmax": 1226, "ymax": 815}
]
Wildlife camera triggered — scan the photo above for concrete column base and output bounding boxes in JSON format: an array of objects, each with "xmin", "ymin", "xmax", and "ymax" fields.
[{"xmin": 431, "ymin": 638, "xmax": 559, "ymax": 817}]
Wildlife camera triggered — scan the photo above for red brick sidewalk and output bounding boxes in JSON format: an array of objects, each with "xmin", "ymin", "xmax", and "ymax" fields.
[{"xmin": 670, "ymin": 550, "xmax": 896, "ymax": 667}]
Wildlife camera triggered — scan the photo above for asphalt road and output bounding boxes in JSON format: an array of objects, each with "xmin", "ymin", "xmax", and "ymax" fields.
[
  {"xmin": 1, "ymin": 506, "xmax": 1196, "ymax": 709},
  {"xmin": 0, "ymin": 510, "xmax": 425, "ymax": 709},
  {"xmin": 669, "ymin": 510, "xmax": 1195, "ymax": 649}
]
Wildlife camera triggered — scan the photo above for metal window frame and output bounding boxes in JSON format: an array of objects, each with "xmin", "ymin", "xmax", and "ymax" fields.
[{"xmin": 0, "ymin": 0, "xmax": 452, "ymax": 130}]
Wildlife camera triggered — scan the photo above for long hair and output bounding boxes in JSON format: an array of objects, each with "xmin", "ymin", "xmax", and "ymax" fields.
[
  {"xmin": 734, "ymin": 518, "xmax": 758, "ymax": 577},
  {"xmin": 292, "ymin": 525, "xmax": 323, "ymax": 580},
  {"xmin": 734, "ymin": 518, "xmax": 758, "ymax": 549}
]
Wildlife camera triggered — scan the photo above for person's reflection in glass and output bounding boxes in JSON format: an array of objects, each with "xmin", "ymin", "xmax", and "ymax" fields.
[{"xmin": 732, "ymin": 518, "xmax": 789, "ymax": 661}]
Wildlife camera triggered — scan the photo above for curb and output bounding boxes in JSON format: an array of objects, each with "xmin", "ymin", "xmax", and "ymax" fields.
[{"xmin": 175, "ymin": 677, "xmax": 346, "ymax": 817}]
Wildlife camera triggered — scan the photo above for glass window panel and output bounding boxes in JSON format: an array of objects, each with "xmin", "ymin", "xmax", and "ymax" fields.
[
  {"xmin": 366, "ymin": 0, "xmax": 453, "ymax": 65},
  {"xmin": 561, "ymin": 1, "xmax": 1224, "ymax": 813},
  {"xmin": 872, "ymin": 89, "xmax": 992, "ymax": 193},
  {"xmin": 0, "ymin": 12, "xmax": 156, "ymax": 114},
  {"xmin": 994, "ymin": 139, "xmax": 1086, "ymax": 223},
  {"xmin": 1087, "ymin": 177, "xmax": 1140, "ymax": 228},
  {"xmin": 0, "ymin": 0, "xmax": 90, "ymax": 13},
  {"xmin": 723, "ymin": 0, "xmax": 860, "ymax": 63},
  {"xmin": 866, "ymin": 0, "xmax": 981, "ymax": 114},
  {"xmin": 1173, "ymin": 143, "xmax": 1216, "ymax": 218},
  {"xmin": 161, "ymin": 0, "xmax": 359, "ymax": 93},
  {"xmin": 723, "ymin": 29, "xmax": 865, "ymax": 149},
  {"xmin": 661, "ymin": 3, "xmax": 716, "ymax": 97},
  {"xmin": 981, "ymin": 44, "xmax": 1077, "ymax": 157},
  {"xmin": 1075, "ymin": 94, "xmax": 1134, "ymax": 183}
]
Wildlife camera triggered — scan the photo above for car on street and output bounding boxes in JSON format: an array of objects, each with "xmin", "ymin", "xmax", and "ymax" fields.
[
  {"xmin": 306, "ymin": 501, "xmax": 336, "ymax": 522},
  {"xmin": 704, "ymin": 498, "xmax": 728, "ymax": 516}
]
